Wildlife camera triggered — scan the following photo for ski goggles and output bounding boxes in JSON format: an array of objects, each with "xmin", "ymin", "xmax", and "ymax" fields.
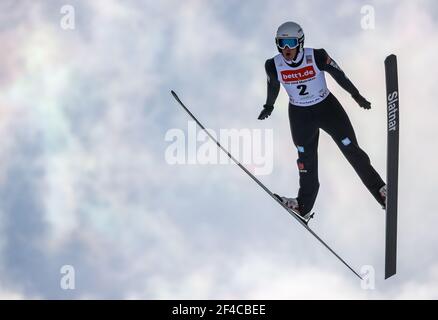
[{"xmin": 276, "ymin": 38, "xmax": 299, "ymax": 49}]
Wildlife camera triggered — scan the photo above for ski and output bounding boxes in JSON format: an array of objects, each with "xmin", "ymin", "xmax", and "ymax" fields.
[
  {"xmin": 384, "ymin": 55, "xmax": 400, "ymax": 279},
  {"xmin": 171, "ymin": 90, "xmax": 363, "ymax": 280}
]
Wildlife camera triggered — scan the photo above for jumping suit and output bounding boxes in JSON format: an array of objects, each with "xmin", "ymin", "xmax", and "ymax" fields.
[{"xmin": 264, "ymin": 48, "xmax": 386, "ymax": 214}]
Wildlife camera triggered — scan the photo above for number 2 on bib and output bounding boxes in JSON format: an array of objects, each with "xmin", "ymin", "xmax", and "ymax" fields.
[{"xmin": 297, "ymin": 84, "xmax": 309, "ymax": 96}]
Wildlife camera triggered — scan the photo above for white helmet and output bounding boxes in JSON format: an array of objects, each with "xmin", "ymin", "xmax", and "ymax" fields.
[{"xmin": 275, "ymin": 22, "xmax": 305, "ymax": 53}]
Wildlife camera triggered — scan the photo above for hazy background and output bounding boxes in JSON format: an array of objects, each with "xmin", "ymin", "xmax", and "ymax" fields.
[{"xmin": 0, "ymin": 0, "xmax": 437, "ymax": 299}]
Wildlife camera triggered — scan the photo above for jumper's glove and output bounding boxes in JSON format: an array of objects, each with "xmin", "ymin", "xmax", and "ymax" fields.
[
  {"xmin": 258, "ymin": 104, "xmax": 274, "ymax": 120},
  {"xmin": 353, "ymin": 93, "xmax": 371, "ymax": 110}
]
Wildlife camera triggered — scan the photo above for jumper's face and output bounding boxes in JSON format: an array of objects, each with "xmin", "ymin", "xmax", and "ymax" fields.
[{"xmin": 282, "ymin": 47, "xmax": 297, "ymax": 61}]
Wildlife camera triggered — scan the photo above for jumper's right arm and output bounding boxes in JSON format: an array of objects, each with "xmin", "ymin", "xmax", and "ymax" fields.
[
  {"xmin": 259, "ymin": 59, "xmax": 280, "ymax": 120},
  {"xmin": 265, "ymin": 59, "xmax": 280, "ymax": 106}
]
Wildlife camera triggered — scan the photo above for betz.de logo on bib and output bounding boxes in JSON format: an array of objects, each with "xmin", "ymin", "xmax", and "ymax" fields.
[{"xmin": 281, "ymin": 66, "xmax": 315, "ymax": 82}]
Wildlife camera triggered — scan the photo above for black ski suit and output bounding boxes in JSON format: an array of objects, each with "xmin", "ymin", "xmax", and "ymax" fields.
[{"xmin": 264, "ymin": 49, "xmax": 386, "ymax": 214}]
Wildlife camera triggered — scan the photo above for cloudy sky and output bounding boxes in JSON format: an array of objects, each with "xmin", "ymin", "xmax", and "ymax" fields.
[{"xmin": 0, "ymin": 0, "xmax": 437, "ymax": 299}]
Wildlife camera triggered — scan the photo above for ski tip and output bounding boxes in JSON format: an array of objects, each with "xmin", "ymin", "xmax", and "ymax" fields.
[
  {"xmin": 385, "ymin": 54, "xmax": 397, "ymax": 63},
  {"xmin": 171, "ymin": 90, "xmax": 183, "ymax": 103}
]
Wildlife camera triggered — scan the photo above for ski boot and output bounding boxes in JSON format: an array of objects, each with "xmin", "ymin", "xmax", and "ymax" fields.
[
  {"xmin": 379, "ymin": 184, "xmax": 387, "ymax": 210},
  {"xmin": 273, "ymin": 194, "xmax": 314, "ymax": 224}
]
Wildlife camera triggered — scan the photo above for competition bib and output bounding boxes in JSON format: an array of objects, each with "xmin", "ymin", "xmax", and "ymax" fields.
[{"xmin": 274, "ymin": 48, "xmax": 330, "ymax": 107}]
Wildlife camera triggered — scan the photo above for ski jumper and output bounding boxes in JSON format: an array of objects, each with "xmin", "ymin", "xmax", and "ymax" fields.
[{"xmin": 265, "ymin": 48, "xmax": 386, "ymax": 214}]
